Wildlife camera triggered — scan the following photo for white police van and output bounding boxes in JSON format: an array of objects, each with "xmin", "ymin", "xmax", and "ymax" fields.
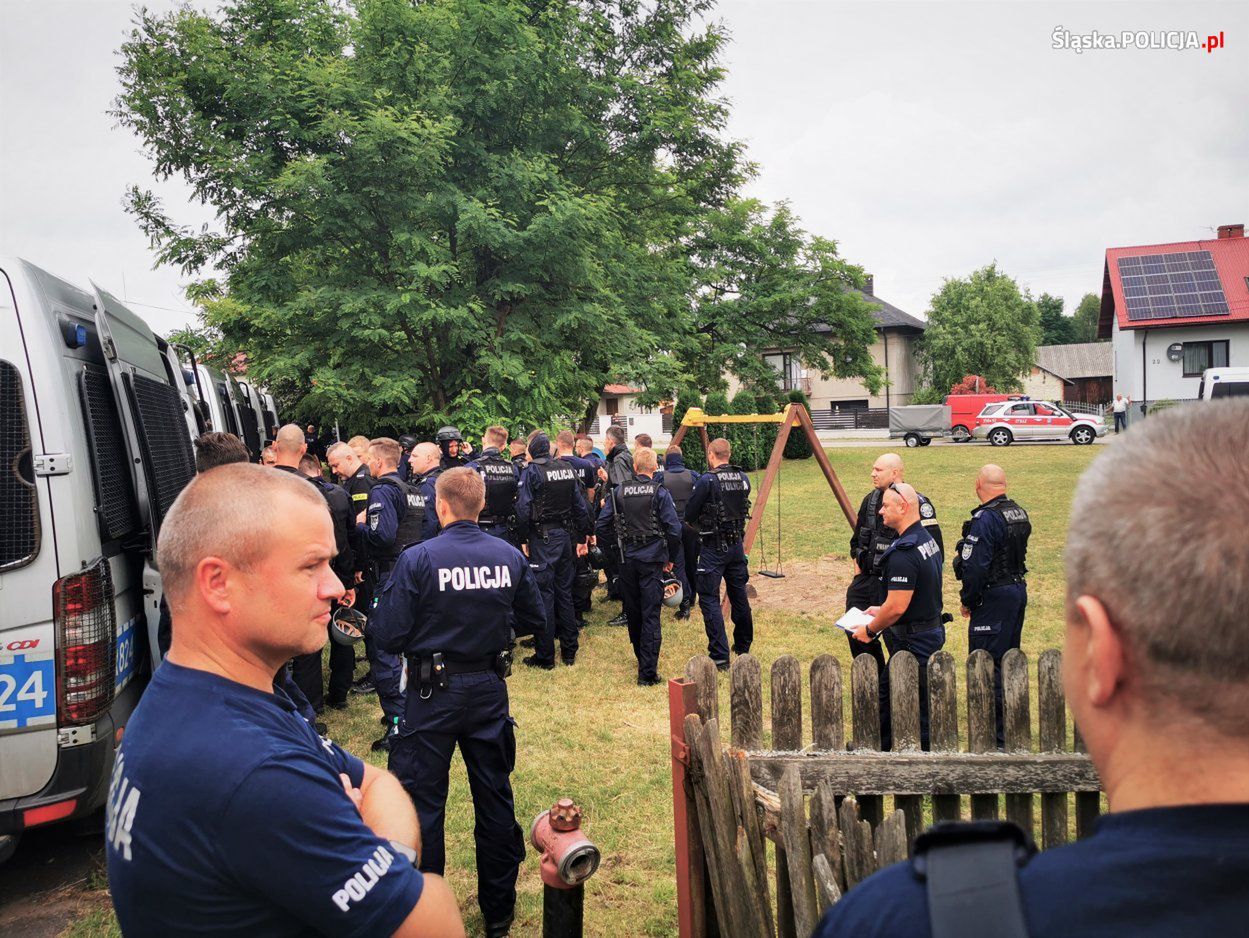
[
  {"xmin": 0, "ymin": 258, "xmax": 197, "ymax": 862},
  {"xmin": 1199, "ymin": 367, "xmax": 1249, "ymax": 400}
]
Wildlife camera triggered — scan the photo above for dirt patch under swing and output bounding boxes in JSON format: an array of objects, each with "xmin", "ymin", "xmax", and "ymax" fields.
[{"xmin": 743, "ymin": 553, "xmax": 854, "ymax": 619}]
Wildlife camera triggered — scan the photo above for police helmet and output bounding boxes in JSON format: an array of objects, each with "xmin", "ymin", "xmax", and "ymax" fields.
[
  {"xmin": 329, "ymin": 606, "xmax": 368, "ymax": 646},
  {"xmin": 398, "ymin": 433, "xmax": 418, "ymax": 452},
  {"xmin": 661, "ymin": 576, "xmax": 683, "ymax": 609},
  {"xmin": 586, "ymin": 543, "xmax": 606, "ymax": 570},
  {"xmin": 576, "ymin": 568, "xmax": 599, "ymax": 592},
  {"xmin": 435, "ymin": 426, "xmax": 464, "ymax": 443}
]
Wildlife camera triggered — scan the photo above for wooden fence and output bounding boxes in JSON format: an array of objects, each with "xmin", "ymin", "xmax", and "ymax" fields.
[{"xmin": 668, "ymin": 648, "xmax": 1103, "ymax": 938}]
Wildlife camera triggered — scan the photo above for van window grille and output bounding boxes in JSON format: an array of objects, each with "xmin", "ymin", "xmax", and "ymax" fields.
[
  {"xmin": 78, "ymin": 365, "xmax": 140, "ymax": 542},
  {"xmin": 0, "ymin": 360, "xmax": 39, "ymax": 570},
  {"xmin": 125, "ymin": 373, "xmax": 195, "ymax": 525}
]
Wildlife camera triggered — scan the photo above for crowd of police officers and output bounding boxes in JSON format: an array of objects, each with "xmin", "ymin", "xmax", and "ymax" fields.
[{"xmin": 250, "ymin": 417, "xmax": 1029, "ymax": 935}]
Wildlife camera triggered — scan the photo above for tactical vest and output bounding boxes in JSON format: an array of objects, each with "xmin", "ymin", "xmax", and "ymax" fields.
[
  {"xmin": 617, "ymin": 479, "xmax": 663, "ymax": 548},
  {"xmin": 857, "ymin": 488, "xmax": 937, "ymax": 575},
  {"xmin": 701, "ymin": 465, "xmax": 748, "ymax": 543},
  {"xmin": 476, "ymin": 454, "xmax": 519, "ymax": 524},
  {"xmin": 661, "ymin": 468, "xmax": 695, "ymax": 520},
  {"xmin": 373, "ymin": 475, "xmax": 426, "ymax": 559},
  {"xmin": 984, "ymin": 497, "xmax": 1030, "ymax": 585},
  {"xmin": 530, "ymin": 458, "xmax": 578, "ymax": 524}
]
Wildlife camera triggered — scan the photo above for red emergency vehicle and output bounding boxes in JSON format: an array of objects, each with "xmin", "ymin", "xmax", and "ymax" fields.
[{"xmin": 945, "ymin": 393, "xmax": 1026, "ymax": 442}]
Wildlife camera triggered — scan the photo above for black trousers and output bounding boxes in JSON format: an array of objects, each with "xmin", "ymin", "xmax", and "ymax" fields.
[{"xmin": 620, "ymin": 558, "xmax": 664, "ymax": 681}]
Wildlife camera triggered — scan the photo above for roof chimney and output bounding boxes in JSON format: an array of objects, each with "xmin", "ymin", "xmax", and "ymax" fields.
[
  {"xmin": 863, "ymin": 274, "xmax": 874, "ymax": 296},
  {"xmin": 1217, "ymin": 223, "xmax": 1244, "ymax": 239}
]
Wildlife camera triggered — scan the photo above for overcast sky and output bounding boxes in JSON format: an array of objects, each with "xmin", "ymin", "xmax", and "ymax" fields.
[{"xmin": 2, "ymin": 0, "xmax": 1245, "ymax": 335}]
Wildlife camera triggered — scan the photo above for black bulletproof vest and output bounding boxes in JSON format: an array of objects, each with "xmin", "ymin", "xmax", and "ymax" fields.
[
  {"xmin": 661, "ymin": 469, "xmax": 695, "ymax": 520},
  {"xmin": 617, "ymin": 479, "xmax": 662, "ymax": 548},
  {"xmin": 704, "ymin": 466, "xmax": 748, "ymax": 541},
  {"xmin": 857, "ymin": 488, "xmax": 937, "ymax": 575},
  {"xmin": 476, "ymin": 454, "xmax": 519, "ymax": 522},
  {"xmin": 374, "ymin": 475, "xmax": 426, "ymax": 559},
  {"xmin": 984, "ymin": 497, "xmax": 1031, "ymax": 584},
  {"xmin": 530, "ymin": 458, "xmax": 578, "ymax": 523}
]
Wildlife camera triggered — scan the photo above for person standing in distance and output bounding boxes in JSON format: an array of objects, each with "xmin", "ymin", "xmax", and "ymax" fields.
[
  {"xmin": 849, "ymin": 482, "xmax": 948, "ymax": 749},
  {"xmin": 596, "ymin": 448, "xmax": 682, "ymax": 685},
  {"xmin": 515, "ymin": 433, "xmax": 592, "ymax": 667},
  {"xmin": 373, "ymin": 468, "xmax": 545, "ymax": 938},
  {"xmin": 554, "ymin": 430, "xmax": 602, "ymax": 629},
  {"xmin": 468, "ymin": 426, "xmax": 522, "ymax": 546},
  {"xmin": 654, "ymin": 444, "xmax": 700, "ymax": 621},
  {"xmin": 105, "ymin": 465, "xmax": 463, "ymax": 937},
  {"xmin": 815, "ymin": 400, "xmax": 1249, "ymax": 938},
  {"xmin": 684, "ymin": 438, "xmax": 754, "ymax": 670},
  {"xmin": 358, "ymin": 437, "xmax": 427, "ymax": 751},
  {"xmin": 435, "ymin": 426, "xmax": 468, "ymax": 471},
  {"xmin": 601, "ymin": 425, "xmax": 634, "ymax": 618},
  {"xmin": 954, "ymin": 464, "xmax": 1031, "ymax": 748},
  {"xmin": 328, "ymin": 441, "xmax": 381, "ymax": 702},
  {"xmin": 406, "ymin": 443, "xmax": 445, "ymax": 544},
  {"xmin": 1112, "ymin": 393, "xmax": 1131, "ymax": 433}
]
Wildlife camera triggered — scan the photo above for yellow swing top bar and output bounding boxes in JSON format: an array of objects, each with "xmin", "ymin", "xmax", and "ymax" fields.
[{"xmin": 679, "ymin": 406, "xmax": 799, "ymax": 427}]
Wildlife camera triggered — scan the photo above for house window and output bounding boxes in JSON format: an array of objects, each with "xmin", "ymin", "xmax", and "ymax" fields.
[
  {"xmin": 1182, "ymin": 340, "xmax": 1229, "ymax": 377},
  {"xmin": 764, "ymin": 352, "xmax": 800, "ymax": 391},
  {"xmin": 830, "ymin": 399, "xmax": 869, "ymax": 412}
]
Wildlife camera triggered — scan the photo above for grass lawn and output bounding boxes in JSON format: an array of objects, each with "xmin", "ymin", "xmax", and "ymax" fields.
[{"xmin": 65, "ymin": 441, "xmax": 1101, "ymax": 938}]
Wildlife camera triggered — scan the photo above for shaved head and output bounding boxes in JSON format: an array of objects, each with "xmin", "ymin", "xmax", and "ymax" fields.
[
  {"xmin": 409, "ymin": 442, "xmax": 441, "ymax": 476},
  {"xmin": 978, "ymin": 464, "xmax": 1007, "ymax": 486},
  {"xmin": 871, "ymin": 452, "xmax": 905, "ymax": 489},
  {"xmin": 880, "ymin": 481, "xmax": 921, "ymax": 533},
  {"xmin": 275, "ymin": 423, "xmax": 306, "ymax": 455}
]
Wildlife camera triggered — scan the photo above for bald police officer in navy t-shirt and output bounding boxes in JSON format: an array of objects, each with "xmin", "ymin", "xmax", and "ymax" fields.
[{"xmin": 105, "ymin": 464, "xmax": 464, "ymax": 937}]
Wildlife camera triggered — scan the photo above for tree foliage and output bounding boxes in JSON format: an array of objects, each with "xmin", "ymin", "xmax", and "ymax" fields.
[
  {"xmin": 1036, "ymin": 292, "xmax": 1075, "ymax": 346},
  {"xmin": 916, "ymin": 264, "xmax": 1041, "ymax": 395},
  {"xmin": 115, "ymin": 0, "xmax": 881, "ymax": 437},
  {"xmin": 1072, "ymin": 292, "xmax": 1104, "ymax": 343},
  {"xmin": 781, "ymin": 388, "xmax": 812, "ymax": 460},
  {"xmin": 670, "ymin": 394, "xmax": 705, "ymax": 470}
]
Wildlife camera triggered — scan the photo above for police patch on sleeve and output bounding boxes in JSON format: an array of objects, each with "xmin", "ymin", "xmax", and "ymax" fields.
[
  {"xmin": 961, "ymin": 542, "xmax": 973, "ymax": 560},
  {"xmin": 920, "ymin": 501, "xmax": 935, "ymax": 519},
  {"xmin": 369, "ymin": 511, "xmax": 380, "ymax": 531}
]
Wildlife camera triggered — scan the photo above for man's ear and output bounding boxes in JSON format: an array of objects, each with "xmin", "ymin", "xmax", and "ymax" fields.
[
  {"xmin": 195, "ymin": 556, "xmax": 234, "ymax": 615},
  {"xmin": 1071, "ymin": 595, "xmax": 1126, "ymax": 707}
]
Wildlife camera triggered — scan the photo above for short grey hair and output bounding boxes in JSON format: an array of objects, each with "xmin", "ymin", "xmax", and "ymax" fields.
[
  {"xmin": 157, "ymin": 464, "xmax": 325, "ymax": 608},
  {"xmin": 1065, "ymin": 400, "xmax": 1249, "ymax": 735}
]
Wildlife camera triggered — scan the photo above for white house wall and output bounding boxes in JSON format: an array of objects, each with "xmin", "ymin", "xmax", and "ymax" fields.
[{"xmin": 1112, "ymin": 320, "xmax": 1249, "ymax": 400}]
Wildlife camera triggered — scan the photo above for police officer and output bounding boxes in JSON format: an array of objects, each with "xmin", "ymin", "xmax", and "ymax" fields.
[
  {"xmin": 327, "ymin": 440, "xmax": 377, "ymax": 704},
  {"xmin": 850, "ymin": 482, "xmax": 948, "ymax": 750},
  {"xmin": 595, "ymin": 448, "xmax": 682, "ymax": 685},
  {"xmin": 602, "ymin": 425, "xmax": 634, "ymax": 616},
  {"xmin": 515, "ymin": 433, "xmax": 592, "ymax": 667},
  {"xmin": 685, "ymin": 437, "xmax": 754, "ymax": 670},
  {"xmin": 368, "ymin": 468, "xmax": 542, "ymax": 938},
  {"xmin": 846, "ymin": 453, "xmax": 943, "ymax": 693},
  {"xmin": 508, "ymin": 438, "xmax": 528, "ymax": 469},
  {"xmin": 655, "ymin": 443, "xmax": 700, "ymax": 620},
  {"xmin": 954, "ymin": 464, "xmax": 1031, "ymax": 748},
  {"xmin": 358, "ymin": 437, "xmax": 430, "ymax": 752},
  {"xmin": 270, "ymin": 425, "xmax": 356, "ymax": 721},
  {"xmin": 468, "ymin": 425, "xmax": 522, "ymax": 545},
  {"xmin": 436, "ymin": 425, "xmax": 468, "ymax": 471},
  {"xmin": 396, "ymin": 432, "xmax": 418, "ymax": 481},
  {"xmin": 554, "ymin": 430, "xmax": 603, "ymax": 627}
]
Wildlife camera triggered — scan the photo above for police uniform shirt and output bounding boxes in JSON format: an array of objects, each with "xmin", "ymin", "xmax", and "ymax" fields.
[
  {"xmin": 468, "ymin": 448, "xmax": 521, "ymax": 523},
  {"xmin": 372, "ymin": 521, "xmax": 546, "ymax": 661},
  {"xmin": 684, "ymin": 468, "xmax": 752, "ymax": 532},
  {"xmin": 880, "ymin": 521, "xmax": 943, "ymax": 629},
  {"xmin": 812, "ymin": 805, "xmax": 1249, "ymax": 938},
  {"xmin": 594, "ymin": 474, "xmax": 683, "ymax": 564},
  {"xmin": 106, "ymin": 662, "xmax": 423, "ymax": 937},
  {"xmin": 957, "ymin": 496, "xmax": 1026, "ymax": 610},
  {"xmin": 514, "ymin": 460, "xmax": 592, "ymax": 541},
  {"xmin": 345, "ymin": 464, "xmax": 373, "ymax": 515},
  {"xmin": 852, "ymin": 489, "xmax": 944, "ymax": 573},
  {"xmin": 557, "ymin": 452, "xmax": 599, "ymax": 490},
  {"xmin": 409, "ymin": 470, "xmax": 442, "ymax": 543}
]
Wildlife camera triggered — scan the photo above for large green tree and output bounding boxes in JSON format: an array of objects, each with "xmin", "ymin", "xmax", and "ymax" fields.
[
  {"xmin": 1072, "ymin": 292, "xmax": 1104, "ymax": 343},
  {"xmin": 916, "ymin": 263, "xmax": 1041, "ymax": 395},
  {"xmin": 1036, "ymin": 292, "xmax": 1074, "ymax": 346},
  {"xmin": 115, "ymin": 0, "xmax": 879, "ymax": 436}
]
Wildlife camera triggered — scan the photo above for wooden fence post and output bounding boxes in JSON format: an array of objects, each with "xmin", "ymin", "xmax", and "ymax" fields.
[
  {"xmin": 1072, "ymin": 724, "xmax": 1101, "ymax": 838},
  {"xmin": 967, "ymin": 649, "xmax": 999, "ymax": 820},
  {"xmin": 779, "ymin": 765, "xmax": 818, "ymax": 937},
  {"xmin": 686, "ymin": 655, "xmax": 720, "ymax": 726},
  {"xmin": 771, "ymin": 656, "xmax": 802, "ymax": 752},
  {"xmin": 670, "ymin": 679, "xmax": 710, "ymax": 938},
  {"xmin": 1002, "ymin": 650, "xmax": 1034, "ymax": 836},
  {"xmin": 887, "ymin": 651, "xmax": 923, "ymax": 845},
  {"xmin": 927, "ymin": 651, "xmax": 962, "ymax": 823},
  {"xmin": 850, "ymin": 655, "xmax": 883, "ymax": 828},
  {"xmin": 1038, "ymin": 649, "xmax": 1069, "ymax": 848},
  {"xmin": 731, "ymin": 655, "xmax": 763, "ymax": 750},
  {"xmin": 809, "ymin": 655, "xmax": 843, "ymax": 752}
]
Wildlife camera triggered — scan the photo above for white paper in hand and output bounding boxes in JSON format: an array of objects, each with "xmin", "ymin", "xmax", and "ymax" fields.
[{"xmin": 835, "ymin": 607, "xmax": 874, "ymax": 633}]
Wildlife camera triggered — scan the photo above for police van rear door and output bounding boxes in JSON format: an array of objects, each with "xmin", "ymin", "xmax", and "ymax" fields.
[{"xmin": 92, "ymin": 285, "xmax": 196, "ymax": 665}]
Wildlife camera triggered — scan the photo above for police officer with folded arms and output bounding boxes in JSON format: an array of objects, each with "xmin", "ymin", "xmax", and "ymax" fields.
[
  {"xmin": 515, "ymin": 433, "xmax": 592, "ymax": 667},
  {"xmin": 954, "ymin": 463, "xmax": 1031, "ymax": 748},
  {"xmin": 358, "ymin": 437, "xmax": 432, "ymax": 752},
  {"xmin": 850, "ymin": 481, "xmax": 948, "ymax": 750},
  {"xmin": 685, "ymin": 437, "xmax": 754, "ymax": 670},
  {"xmin": 468, "ymin": 426, "xmax": 521, "ymax": 545},
  {"xmin": 846, "ymin": 453, "xmax": 942, "ymax": 725},
  {"xmin": 596, "ymin": 447, "xmax": 682, "ymax": 685},
  {"xmin": 373, "ymin": 468, "xmax": 545, "ymax": 938}
]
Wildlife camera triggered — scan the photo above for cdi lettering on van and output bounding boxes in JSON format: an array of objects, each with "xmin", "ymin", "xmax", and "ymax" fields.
[{"xmin": 0, "ymin": 257, "xmax": 279, "ymax": 863}]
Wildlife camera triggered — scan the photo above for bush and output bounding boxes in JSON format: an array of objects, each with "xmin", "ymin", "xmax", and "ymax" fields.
[
  {"xmin": 670, "ymin": 394, "xmax": 705, "ymax": 470},
  {"xmin": 948, "ymin": 374, "xmax": 998, "ymax": 395},
  {"xmin": 728, "ymin": 390, "xmax": 767, "ymax": 471},
  {"xmin": 782, "ymin": 389, "xmax": 814, "ymax": 460}
]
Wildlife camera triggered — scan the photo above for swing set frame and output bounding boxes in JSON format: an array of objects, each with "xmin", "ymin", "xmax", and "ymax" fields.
[{"xmin": 669, "ymin": 403, "xmax": 858, "ymax": 574}]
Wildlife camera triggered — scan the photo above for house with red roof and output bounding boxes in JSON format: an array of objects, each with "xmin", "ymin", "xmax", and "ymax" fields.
[{"xmin": 1099, "ymin": 223, "xmax": 1249, "ymax": 405}]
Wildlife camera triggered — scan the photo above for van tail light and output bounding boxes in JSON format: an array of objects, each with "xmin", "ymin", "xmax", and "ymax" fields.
[{"xmin": 54, "ymin": 559, "xmax": 116, "ymax": 726}]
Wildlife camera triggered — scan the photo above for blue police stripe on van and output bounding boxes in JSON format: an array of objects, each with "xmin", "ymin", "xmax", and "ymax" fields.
[{"xmin": 0, "ymin": 653, "xmax": 56, "ymax": 731}]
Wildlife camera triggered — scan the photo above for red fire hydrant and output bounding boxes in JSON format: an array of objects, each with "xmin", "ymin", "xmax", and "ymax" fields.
[{"xmin": 530, "ymin": 798, "xmax": 600, "ymax": 937}]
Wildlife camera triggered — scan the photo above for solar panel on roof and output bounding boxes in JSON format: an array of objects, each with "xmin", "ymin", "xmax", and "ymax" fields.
[{"xmin": 1117, "ymin": 250, "xmax": 1228, "ymax": 321}]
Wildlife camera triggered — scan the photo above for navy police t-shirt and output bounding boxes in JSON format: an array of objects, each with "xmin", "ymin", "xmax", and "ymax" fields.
[
  {"xmin": 105, "ymin": 661, "xmax": 423, "ymax": 936},
  {"xmin": 814, "ymin": 804, "xmax": 1249, "ymax": 937}
]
